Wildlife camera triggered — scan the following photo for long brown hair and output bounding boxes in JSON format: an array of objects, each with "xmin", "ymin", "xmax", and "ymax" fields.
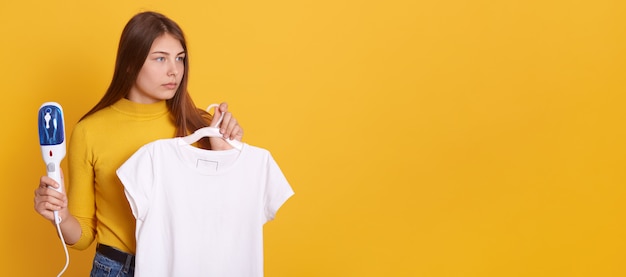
[{"xmin": 81, "ymin": 11, "xmax": 213, "ymax": 149}]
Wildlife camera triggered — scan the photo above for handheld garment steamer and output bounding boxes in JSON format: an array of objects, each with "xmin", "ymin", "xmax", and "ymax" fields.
[{"xmin": 38, "ymin": 102, "xmax": 69, "ymax": 276}]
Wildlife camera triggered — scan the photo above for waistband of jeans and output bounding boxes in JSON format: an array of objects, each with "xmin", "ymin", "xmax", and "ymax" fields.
[{"xmin": 96, "ymin": 243, "xmax": 135, "ymax": 272}]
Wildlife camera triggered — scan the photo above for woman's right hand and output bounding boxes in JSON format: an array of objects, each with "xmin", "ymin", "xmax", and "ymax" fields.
[{"xmin": 34, "ymin": 173, "xmax": 68, "ymax": 223}]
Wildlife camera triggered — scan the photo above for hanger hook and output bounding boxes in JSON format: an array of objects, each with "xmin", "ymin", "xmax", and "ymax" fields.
[{"xmin": 207, "ymin": 104, "xmax": 224, "ymax": 127}]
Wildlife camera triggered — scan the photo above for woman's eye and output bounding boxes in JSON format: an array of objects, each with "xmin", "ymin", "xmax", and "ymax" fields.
[
  {"xmin": 176, "ymin": 56, "xmax": 185, "ymax": 62},
  {"xmin": 156, "ymin": 57, "xmax": 165, "ymax": 62}
]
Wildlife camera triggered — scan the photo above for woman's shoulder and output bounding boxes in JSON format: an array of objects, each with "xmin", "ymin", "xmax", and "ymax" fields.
[
  {"xmin": 76, "ymin": 106, "xmax": 116, "ymax": 126},
  {"xmin": 71, "ymin": 110, "xmax": 108, "ymax": 139}
]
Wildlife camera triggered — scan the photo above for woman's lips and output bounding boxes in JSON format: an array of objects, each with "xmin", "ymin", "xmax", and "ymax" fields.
[{"xmin": 163, "ymin": 83, "xmax": 177, "ymax": 89}]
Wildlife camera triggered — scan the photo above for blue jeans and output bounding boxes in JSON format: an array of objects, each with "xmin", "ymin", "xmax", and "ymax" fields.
[{"xmin": 90, "ymin": 252, "xmax": 135, "ymax": 277}]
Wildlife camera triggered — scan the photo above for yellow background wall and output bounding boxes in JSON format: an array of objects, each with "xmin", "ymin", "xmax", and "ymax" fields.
[{"xmin": 1, "ymin": 0, "xmax": 625, "ymax": 276}]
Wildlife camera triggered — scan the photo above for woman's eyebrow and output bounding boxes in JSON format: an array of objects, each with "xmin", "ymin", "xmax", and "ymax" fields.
[{"xmin": 150, "ymin": 50, "xmax": 186, "ymax": 55}]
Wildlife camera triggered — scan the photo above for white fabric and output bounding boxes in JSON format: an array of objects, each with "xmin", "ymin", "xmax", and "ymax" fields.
[{"xmin": 116, "ymin": 138, "xmax": 293, "ymax": 277}]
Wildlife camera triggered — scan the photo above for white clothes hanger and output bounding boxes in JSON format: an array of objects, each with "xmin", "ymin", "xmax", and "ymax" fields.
[{"xmin": 179, "ymin": 104, "xmax": 243, "ymax": 150}]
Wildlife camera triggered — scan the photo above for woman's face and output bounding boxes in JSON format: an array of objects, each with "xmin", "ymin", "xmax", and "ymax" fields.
[{"xmin": 128, "ymin": 33, "xmax": 185, "ymax": 104}]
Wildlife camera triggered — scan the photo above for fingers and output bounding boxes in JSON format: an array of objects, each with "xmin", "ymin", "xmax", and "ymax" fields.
[
  {"xmin": 34, "ymin": 177, "xmax": 67, "ymax": 222},
  {"xmin": 218, "ymin": 102, "xmax": 229, "ymax": 114},
  {"xmin": 219, "ymin": 112, "xmax": 235, "ymax": 138},
  {"xmin": 223, "ymin": 117, "xmax": 243, "ymax": 141},
  {"xmin": 34, "ymin": 187, "xmax": 66, "ymax": 209},
  {"xmin": 40, "ymin": 175, "xmax": 61, "ymax": 189},
  {"xmin": 216, "ymin": 102, "xmax": 244, "ymax": 140}
]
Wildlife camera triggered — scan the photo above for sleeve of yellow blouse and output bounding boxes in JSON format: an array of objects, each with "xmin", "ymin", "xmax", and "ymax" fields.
[{"xmin": 67, "ymin": 122, "xmax": 97, "ymax": 250}]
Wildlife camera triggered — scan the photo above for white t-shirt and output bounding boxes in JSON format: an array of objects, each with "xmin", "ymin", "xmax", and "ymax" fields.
[{"xmin": 116, "ymin": 138, "xmax": 294, "ymax": 277}]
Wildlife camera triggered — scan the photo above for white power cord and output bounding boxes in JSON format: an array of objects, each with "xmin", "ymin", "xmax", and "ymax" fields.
[{"xmin": 54, "ymin": 214, "xmax": 69, "ymax": 277}]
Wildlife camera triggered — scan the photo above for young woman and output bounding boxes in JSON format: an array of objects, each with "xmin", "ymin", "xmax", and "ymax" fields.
[{"xmin": 33, "ymin": 11, "xmax": 243, "ymax": 276}]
